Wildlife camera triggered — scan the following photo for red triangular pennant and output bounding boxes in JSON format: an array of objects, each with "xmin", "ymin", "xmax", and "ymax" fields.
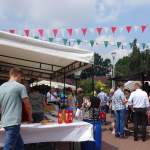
[
  {"xmin": 9, "ymin": 29, "xmax": 16, "ymax": 34},
  {"xmin": 52, "ymin": 29, "xmax": 58, "ymax": 37},
  {"xmin": 81, "ymin": 28, "xmax": 87, "ymax": 36},
  {"xmin": 96, "ymin": 27, "xmax": 103, "ymax": 35},
  {"xmin": 126, "ymin": 26, "xmax": 132, "ymax": 33},
  {"xmin": 67, "ymin": 28, "xmax": 73, "ymax": 37},
  {"xmin": 111, "ymin": 26, "xmax": 117, "ymax": 33},
  {"xmin": 38, "ymin": 29, "xmax": 44, "ymax": 37},
  {"xmin": 24, "ymin": 29, "xmax": 30, "ymax": 37},
  {"xmin": 141, "ymin": 25, "xmax": 146, "ymax": 33}
]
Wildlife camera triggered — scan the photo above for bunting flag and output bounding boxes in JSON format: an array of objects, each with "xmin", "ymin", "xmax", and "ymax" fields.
[
  {"xmin": 24, "ymin": 29, "xmax": 30, "ymax": 37},
  {"xmin": 141, "ymin": 25, "xmax": 146, "ymax": 32},
  {"xmin": 142, "ymin": 43, "xmax": 146, "ymax": 49},
  {"xmin": 126, "ymin": 26, "xmax": 132, "ymax": 33},
  {"xmin": 5, "ymin": 24, "xmax": 150, "ymax": 40},
  {"xmin": 34, "ymin": 36, "xmax": 39, "ymax": 39},
  {"xmin": 90, "ymin": 40, "xmax": 95, "ymax": 47},
  {"xmin": 129, "ymin": 42, "xmax": 133, "ymax": 48},
  {"xmin": 67, "ymin": 28, "xmax": 73, "ymax": 37},
  {"xmin": 63, "ymin": 38, "xmax": 68, "ymax": 45},
  {"xmin": 77, "ymin": 39, "xmax": 81, "ymax": 45},
  {"xmin": 111, "ymin": 26, "xmax": 117, "ymax": 33},
  {"xmin": 9, "ymin": 29, "xmax": 16, "ymax": 34},
  {"xmin": 52, "ymin": 29, "xmax": 59, "ymax": 37},
  {"xmin": 81, "ymin": 28, "xmax": 87, "ymax": 36},
  {"xmin": 104, "ymin": 41, "xmax": 109, "ymax": 47},
  {"xmin": 96, "ymin": 27, "xmax": 103, "ymax": 35},
  {"xmin": 45, "ymin": 36, "xmax": 149, "ymax": 50},
  {"xmin": 117, "ymin": 42, "xmax": 121, "ymax": 48},
  {"xmin": 38, "ymin": 29, "xmax": 44, "ymax": 37},
  {"xmin": 48, "ymin": 37, "xmax": 54, "ymax": 42}
]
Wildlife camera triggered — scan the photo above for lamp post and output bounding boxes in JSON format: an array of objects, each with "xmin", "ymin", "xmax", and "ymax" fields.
[
  {"xmin": 111, "ymin": 51, "xmax": 117, "ymax": 89},
  {"xmin": 74, "ymin": 70, "xmax": 82, "ymax": 95}
]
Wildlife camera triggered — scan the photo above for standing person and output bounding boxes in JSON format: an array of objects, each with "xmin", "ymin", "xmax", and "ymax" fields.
[
  {"xmin": 76, "ymin": 88, "xmax": 84, "ymax": 108},
  {"xmin": 47, "ymin": 88, "xmax": 58, "ymax": 103},
  {"xmin": 124, "ymin": 89, "xmax": 131, "ymax": 130},
  {"xmin": 0, "ymin": 67, "xmax": 32, "ymax": 150},
  {"xmin": 128, "ymin": 82, "xmax": 150, "ymax": 141},
  {"xmin": 29, "ymin": 86, "xmax": 46, "ymax": 123},
  {"xmin": 109, "ymin": 88, "xmax": 115, "ymax": 134},
  {"xmin": 113, "ymin": 82, "xmax": 126, "ymax": 138},
  {"xmin": 97, "ymin": 89, "xmax": 109, "ymax": 113}
]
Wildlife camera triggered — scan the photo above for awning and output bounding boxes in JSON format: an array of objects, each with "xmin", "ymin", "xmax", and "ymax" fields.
[
  {"xmin": 0, "ymin": 31, "xmax": 94, "ymax": 81},
  {"xmin": 31, "ymin": 80, "xmax": 76, "ymax": 90}
]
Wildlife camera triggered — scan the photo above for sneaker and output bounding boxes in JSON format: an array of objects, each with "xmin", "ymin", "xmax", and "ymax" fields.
[
  {"xmin": 142, "ymin": 138, "xmax": 146, "ymax": 142},
  {"xmin": 134, "ymin": 137, "xmax": 138, "ymax": 141},
  {"xmin": 115, "ymin": 134, "xmax": 120, "ymax": 138}
]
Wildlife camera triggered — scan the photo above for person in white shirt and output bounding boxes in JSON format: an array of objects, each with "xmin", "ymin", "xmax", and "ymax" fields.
[
  {"xmin": 128, "ymin": 82, "xmax": 150, "ymax": 141},
  {"xmin": 47, "ymin": 88, "xmax": 58, "ymax": 103}
]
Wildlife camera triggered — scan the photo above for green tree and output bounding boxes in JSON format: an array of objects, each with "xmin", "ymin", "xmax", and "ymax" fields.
[
  {"xmin": 81, "ymin": 53, "xmax": 111, "ymax": 79},
  {"xmin": 115, "ymin": 56, "xmax": 130, "ymax": 76},
  {"xmin": 115, "ymin": 39, "xmax": 150, "ymax": 77},
  {"xmin": 129, "ymin": 39, "xmax": 141, "ymax": 74}
]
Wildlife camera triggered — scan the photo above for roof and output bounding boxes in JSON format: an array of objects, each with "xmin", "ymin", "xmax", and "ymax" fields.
[{"xmin": 0, "ymin": 31, "xmax": 94, "ymax": 81}]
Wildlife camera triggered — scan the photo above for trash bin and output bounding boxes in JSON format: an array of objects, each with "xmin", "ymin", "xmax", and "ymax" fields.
[{"xmin": 82, "ymin": 120, "xmax": 102, "ymax": 150}]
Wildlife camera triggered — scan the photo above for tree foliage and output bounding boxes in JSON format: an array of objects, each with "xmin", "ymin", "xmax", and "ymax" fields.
[
  {"xmin": 81, "ymin": 53, "xmax": 111, "ymax": 79},
  {"xmin": 115, "ymin": 39, "xmax": 150, "ymax": 77},
  {"xmin": 79, "ymin": 79, "xmax": 110, "ymax": 95}
]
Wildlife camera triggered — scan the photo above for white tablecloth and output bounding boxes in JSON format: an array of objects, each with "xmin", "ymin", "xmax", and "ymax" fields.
[{"xmin": 0, "ymin": 121, "xmax": 94, "ymax": 146}]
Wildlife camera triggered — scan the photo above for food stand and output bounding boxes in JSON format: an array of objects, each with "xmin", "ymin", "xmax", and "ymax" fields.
[{"xmin": 0, "ymin": 31, "xmax": 96, "ymax": 149}]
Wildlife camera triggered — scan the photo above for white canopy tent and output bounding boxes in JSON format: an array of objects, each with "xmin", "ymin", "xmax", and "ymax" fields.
[
  {"xmin": 0, "ymin": 31, "xmax": 94, "ymax": 81},
  {"xmin": 31, "ymin": 80, "xmax": 76, "ymax": 90}
]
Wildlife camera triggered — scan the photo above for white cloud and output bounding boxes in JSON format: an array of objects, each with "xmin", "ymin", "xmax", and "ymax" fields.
[
  {"xmin": 95, "ymin": 0, "xmax": 123, "ymax": 23},
  {"xmin": 102, "ymin": 49, "xmax": 131, "ymax": 63},
  {"xmin": 0, "ymin": 0, "xmax": 149, "ymax": 28},
  {"xmin": 127, "ymin": 0, "xmax": 150, "ymax": 6},
  {"xmin": 95, "ymin": 0, "xmax": 150, "ymax": 23},
  {"xmin": 0, "ymin": 0, "xmax": 96, "ymax": 28},
  {"xmin": 96, "ymin": 34, "xmax": 127, "ymax": 43}
]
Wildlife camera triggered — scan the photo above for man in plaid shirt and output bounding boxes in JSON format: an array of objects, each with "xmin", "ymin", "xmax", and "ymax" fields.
[{"xmin": 113, "ymin": 82, "xmax": 126, "ymax": 138}]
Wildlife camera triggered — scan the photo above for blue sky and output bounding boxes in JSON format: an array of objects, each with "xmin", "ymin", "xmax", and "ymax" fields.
[{"xmin": 0, "ymin": 0, "xmax": 150, "ymax": 60}]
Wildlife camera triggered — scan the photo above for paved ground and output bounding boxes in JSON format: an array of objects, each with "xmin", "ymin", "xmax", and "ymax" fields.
[{"xmin": 102, "ymin": 115, "xmax": 150, "ymax": 150}]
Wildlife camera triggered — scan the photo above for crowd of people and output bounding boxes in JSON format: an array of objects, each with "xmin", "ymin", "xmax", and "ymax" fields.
[
  {"xmin": 98, "ymin": 82, "xmax": 150, "ymax": 142},
  {"xmin": 0, "ymin": 67, "xmax": 150, "ymax": 150}
]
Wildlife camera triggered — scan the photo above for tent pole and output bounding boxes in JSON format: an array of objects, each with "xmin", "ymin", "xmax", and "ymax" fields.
[
  {"xmin": 92, "ymin": 53, "xmax": 96, "ymax": 150},
  {"xmin": 63, "ymin": 70, "xmax": 66, "ymax": 105}
]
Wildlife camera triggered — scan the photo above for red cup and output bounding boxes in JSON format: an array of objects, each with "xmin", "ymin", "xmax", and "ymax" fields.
[
  {"xmin": 58, "ymin": 111, "xmax": 63, "ymax": 124},
  {"xmin": 64, "ymin": 110, "xmax": 69, "ymax": 123},
  {"xmin": 68, "ymin": 110, "xmax": 73, "ymax": 123}
]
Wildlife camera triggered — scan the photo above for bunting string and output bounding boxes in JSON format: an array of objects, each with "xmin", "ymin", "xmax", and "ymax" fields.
[
  {"xmin": 4, "ymin": 24, "xmax": 149, "ymax": 39},
  {"xmin": 29, "ymin": 35, "xmax": 149, "ymax": 50},
  {"xmin": 2, "ymin": 24, "xmax": 150, "ymax": 50}
]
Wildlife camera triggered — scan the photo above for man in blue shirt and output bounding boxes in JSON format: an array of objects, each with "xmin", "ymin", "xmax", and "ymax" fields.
[{"xmin": 0, "ymin": 68, "xmax": 32, "ymax": 150}]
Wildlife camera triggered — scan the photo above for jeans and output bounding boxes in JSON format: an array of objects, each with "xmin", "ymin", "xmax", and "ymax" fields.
[
  {"xmin": 115, "ymin": 109, "xmax": 125, "ymax": 136},
  {"xmin": 101, "ymin": 105, "xmax": 109, "ymax": 113},
  {"xmin": 133, "ymin": 108, "xmax": 147, "ymax": 139},
  {"xmin": 4, "ymin": 125, "xmax": 24, "ymax": 150}
]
